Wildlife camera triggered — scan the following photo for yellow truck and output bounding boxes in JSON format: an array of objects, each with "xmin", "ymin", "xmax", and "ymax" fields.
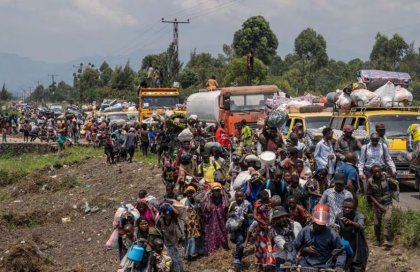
[
  {"xmin": 281, "ymin": 112, "xmax": 332, "ymax": 139},
  {"xmin": 138, "ymin": 87, "xmax": 181, "ymax": 122},
  {"xmin": 329, "ymin": 106, "xmax": 420, "ymax": 189}
]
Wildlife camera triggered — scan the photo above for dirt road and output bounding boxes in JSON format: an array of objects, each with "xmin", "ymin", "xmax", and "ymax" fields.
[
  {"xmin": 0, "ymin": 153, "xmax": 419, "ymax": 271},
  {"xmin": 397, "ymin": 184, "xmax": 420, "ymax": 211}
]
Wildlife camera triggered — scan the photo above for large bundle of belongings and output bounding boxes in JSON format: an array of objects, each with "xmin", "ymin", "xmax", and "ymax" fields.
[
  {"xmin": 357, "ymin": 69, "xmax": 411, "ymax": 91},
  {"xmin": 81, "ymin": 104, "xmax": 96, "ymax": 112},
  {"xmin": 101, "ymin": 100, "xmax": 137, "ymax": 113},
  {"xmin": 264, "ymin": 91, "xmax": 325, "ymax": 114},
  {"xmin": 166, "ymin": 112, "xmax": 187, "ymax": 134},
  {"xmin": 330, "ymin": 80, "xmax": 414, "ymax": 113}
]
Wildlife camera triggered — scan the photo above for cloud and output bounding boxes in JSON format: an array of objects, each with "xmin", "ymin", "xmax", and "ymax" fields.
[
  {"xmin": 71, "ymin": 0, "xmax": 138, "ymax": 27},
  {"xmin": 0, "ymin": 0, "xmax": 420, "ymax": 64},
  {"xmin": 0, "ymin": 0, "xmax": 14, "ymax": 5}
]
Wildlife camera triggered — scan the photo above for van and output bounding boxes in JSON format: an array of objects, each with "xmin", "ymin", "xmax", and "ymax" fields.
[
  {"xmin": 102, "ymin": 111, "xmax": 139, "ymax": 125},
  {"xmin": 328, "ymin": 106, "xmax": 420, "ymax": 189},
  {"xmin": 281, "ymin": 112, "xmax": 332, "ymax": 140}
]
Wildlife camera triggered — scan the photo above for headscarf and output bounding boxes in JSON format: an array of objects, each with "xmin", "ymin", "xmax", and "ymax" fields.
[
  {"xmin": 186, "ymin": 185, "xmax": 196, "ymax": 192},
  {"xmin": 210, "ymin": 182, "xmax": 222, "ymax": 191}
]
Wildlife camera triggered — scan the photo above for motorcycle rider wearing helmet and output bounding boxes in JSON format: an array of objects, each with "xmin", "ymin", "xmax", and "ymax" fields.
[{"xmin": 285, "ymin": 204, "xmax": 346, "ymax": 271}]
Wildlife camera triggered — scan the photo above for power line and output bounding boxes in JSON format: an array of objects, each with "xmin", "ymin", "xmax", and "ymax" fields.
[
  {"xmin": 137, "ymin": 28, "xmax": 173, "ymax": 52},
  {"xmin": 108, "ymin": 0, "xmax": 240, "ymax": 57},
  {"xmin": 123, "ymin": 25, "xmax": 170, "ymax": 55},
  {"xmin": 161, "ymin": 18, "xmax": 190, "ymax": 70},
  {"xmin": 48, "ymin": 74, "xmax": 58, "ymax": 86},
  {"xmin": 187, "ymin": 0, "xmax": 239, "ymax": 20}
]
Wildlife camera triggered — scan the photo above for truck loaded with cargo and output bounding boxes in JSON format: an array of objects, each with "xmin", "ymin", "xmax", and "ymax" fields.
[
  {"xmin": 138, "ymin": 87, "xmax": 183, "ymax": 122},
  {"xmin": 329, "ymin": 69, "xmax": 420, "ymax": 191},
  {"xmin": 186, "ymin": 85, "xmax": 279, "ymax": 136}
]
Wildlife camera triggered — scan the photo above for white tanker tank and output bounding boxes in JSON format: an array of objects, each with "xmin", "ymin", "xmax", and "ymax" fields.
[{"xmin": 186, "ymin": 90, "xmax": 221, "ymax": 124}]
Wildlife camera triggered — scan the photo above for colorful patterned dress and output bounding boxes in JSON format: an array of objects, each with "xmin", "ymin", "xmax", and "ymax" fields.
[
  {"xmin": 202, "ymin": 196, "xmax": 228, "ymax": 253},
  {"xmin": 254, "ymin": 200, "xmax": 275, "ymax": 267}
]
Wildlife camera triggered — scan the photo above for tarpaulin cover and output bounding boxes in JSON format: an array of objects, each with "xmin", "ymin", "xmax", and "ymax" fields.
[
  {"xmin": 357, "ymin": 69, "xmax": 411, "ymax": 91},
  {"xmin": 267, "ymin": 110, "xmax": 288, "ymax": 128}
]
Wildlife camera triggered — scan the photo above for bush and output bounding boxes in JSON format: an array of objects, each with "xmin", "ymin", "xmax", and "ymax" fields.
[
  {"xmin": 358, "ymin": 195, "xmax": 420, "ymax": 248},
  {"xmin": 59, "ymin": 175, "xmax": 83, "ymax": 190},
  {"xmin": 0, "ymin": 170, "xmax": 26, "ymax": 187}
]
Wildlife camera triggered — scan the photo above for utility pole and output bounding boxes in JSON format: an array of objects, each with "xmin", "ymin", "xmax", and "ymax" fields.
[
  {"xmin": 48, "ymin": 74, "xmax": 58, "ymax": 86},
  {"xmin": 161, "ymin": 18, "xmax": 189, "ymax": 84}
]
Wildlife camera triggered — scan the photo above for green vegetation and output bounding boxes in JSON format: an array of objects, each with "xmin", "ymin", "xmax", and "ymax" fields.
[
  {"xmin": 0, "ymin": 147, "xmax": 103, "ymax": 186},
  {"xmin": 59, "ymin": 174, "xmax": 84, "ymax": 190},
  {"xmin": 0, "ymin": 83, "xmax": 12, "ymax": 100},
  {"xmin": 134, "ymin": 152, "xmax": 157, "ymax": 165},
  {"xmin": 358, "ymin": 196, "xmax": 420, "ymax": 248},
  {"xmin": 19, "ymin": 15, "xmax": 420, "ymax": 105}
]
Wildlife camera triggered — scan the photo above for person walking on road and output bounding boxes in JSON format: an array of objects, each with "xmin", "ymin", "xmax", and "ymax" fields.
[
  {"xmin": 336, "ymin": 198, "xmax": 369, "ymax": 272},
  {"xmin": 314, "ymin": 127, "xmax": 335, "ymax": 177},
  {"xmin": 358, "ymin": 133, "xmax": 396, "ymax": 190},
  {"xmin": 126, "ymin": 127, "xmax": 138, "ymax": 163},
  {"xmin": 319, "ymin": 173, "xmax": 353, "ymax": 225},
  {"xmin": 366, "ymin": 165, "xmax": 398, "ymax": 247},
  {"xmin": 335, "ymin": 125, "xmax": 362, "ymax": 164}
]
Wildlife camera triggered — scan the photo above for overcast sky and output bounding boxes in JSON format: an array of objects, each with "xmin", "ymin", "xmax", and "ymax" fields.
[{"xmin": 1, "ymin": 0, "xmax": 420, "ymax": 64}]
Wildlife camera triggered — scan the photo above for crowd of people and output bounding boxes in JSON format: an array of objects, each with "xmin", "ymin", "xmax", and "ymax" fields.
[
  {"xmin": 1, "ymin": 104, "xmax": 412, "ymax": 272},
  {"xmin": 104, "ymin": 114, "xmax": 404, "ymax": 272}
]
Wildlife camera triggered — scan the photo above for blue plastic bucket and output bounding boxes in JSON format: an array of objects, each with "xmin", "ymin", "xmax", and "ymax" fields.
[{"xmin": 127, "ymin": 244, "xmax": 144, "ymax": 262}]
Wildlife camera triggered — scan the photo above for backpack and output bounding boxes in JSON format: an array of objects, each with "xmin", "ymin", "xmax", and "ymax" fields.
[{"xmin": 180, "ymin": 151, "xmax": 192, "ymax": 165}]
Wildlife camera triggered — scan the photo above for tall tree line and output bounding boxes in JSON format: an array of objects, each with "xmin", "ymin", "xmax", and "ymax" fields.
[{"xmin": 25, "ymin": 15, "xmax": 420, "ymax": 103}]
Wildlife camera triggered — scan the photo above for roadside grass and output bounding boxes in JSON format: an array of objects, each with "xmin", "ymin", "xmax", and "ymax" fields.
[
  {"xmin": 0, "ymin": 146, "xmax": 103, "ymax": 186},
  {"xmin": 134, "ymin": 151, "xmax": 157, "ymax": 165},
  {"xmin": 59, "ymin": 174, "xmax": 84, "ymax": 190},
  {"xmin": 358, "ymin": 196, "xmax": 420, "ymax": 248}
]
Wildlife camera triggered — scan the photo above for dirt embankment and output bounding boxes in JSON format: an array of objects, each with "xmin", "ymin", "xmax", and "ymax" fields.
[
  {"xmin": 0, "ymin": 156, "xmax": 165, "ymax": 271},
  {"xmin": 0, "ymin": 156, "xmax": 419, "ymax": 272}
]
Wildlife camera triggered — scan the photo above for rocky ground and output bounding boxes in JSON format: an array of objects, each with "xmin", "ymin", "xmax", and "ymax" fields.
[{"xmin": 0, "ymin": 153, "xmax": 419, "ymax": 271}]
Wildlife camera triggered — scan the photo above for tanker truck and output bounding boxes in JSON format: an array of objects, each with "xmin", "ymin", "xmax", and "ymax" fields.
[{"xmin": 186, "ymin": 85, "xmax": 279, "ymax": 135}]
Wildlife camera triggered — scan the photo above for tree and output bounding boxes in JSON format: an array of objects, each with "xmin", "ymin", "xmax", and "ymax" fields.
[
  {"xmin": 179, "ymin": 69, "xmax": 199, "ymax": 89},
  {"xmin": 27, "ymin": 85, "xmax": 47, "ymax": 102},
  {"xmin": 111, "ymin": 61, "xmax": 135, "ymax": 91},
  {"xmin": 222, "ymin": 57, "xmax": 267, "ymax": 86},
  {"xmin": 370, "ymin": 33, "xmax": 409, "ymax": 71},
  {"xmin": 166, "ymin": 43, "xmax": 183, "ymax": 85},
  {"xmin": 314, "ymin": 60, "xmax": 348, "ymax": 94},
  {"xmin": 185, "ymin": 50, "xmax": 226, "ymax": 86},
  {"xmin": 294, "ymin": 28, "xmax": 328, "ymax": 93},
  {"xmin": 99, "ymin": 61, "xmax": 113, "ymax": 86},
  {"xmin": 73, "ymin": 62, "xmax": 100, "ymax": 101},
  {"xmin": 400, "ymin": 43, "xmax": 420, "ymax": 79},
  {"xmin": 222, "ymin": 43, "xmax": 234, "ymax": 62},
  {"xmin": 232, "ymin": 16, "xmax": 278, "ymax": 65},
  {"xmin": 295, "ymin": 28, "xmax": 328, "ymax": 67},
  {"xmin": 141, "ymin": 53, "xmax": 167, "ymax": 70},
  {"xmin": 0, "ymin": 83, "xmax": 12, "ymax": 100},
  {"xmin": 268, "ymin": 55, "xmax": 284, "ymax": 76}
]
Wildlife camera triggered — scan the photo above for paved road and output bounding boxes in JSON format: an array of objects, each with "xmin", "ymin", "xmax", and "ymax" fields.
[{"xmin": 396, "ymin": 182, "xmax": 420, "ymax": 211}]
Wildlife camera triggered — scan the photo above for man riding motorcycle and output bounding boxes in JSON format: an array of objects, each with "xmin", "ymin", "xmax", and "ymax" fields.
[{"xmin": 285, "ymin": 204, "xmax": 346, "ymax": 271}]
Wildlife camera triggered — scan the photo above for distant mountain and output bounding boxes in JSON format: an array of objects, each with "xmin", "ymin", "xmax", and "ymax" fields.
[{"xmin": 0, "ymin": 53, "xmax": 143, "ymax": 95}]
